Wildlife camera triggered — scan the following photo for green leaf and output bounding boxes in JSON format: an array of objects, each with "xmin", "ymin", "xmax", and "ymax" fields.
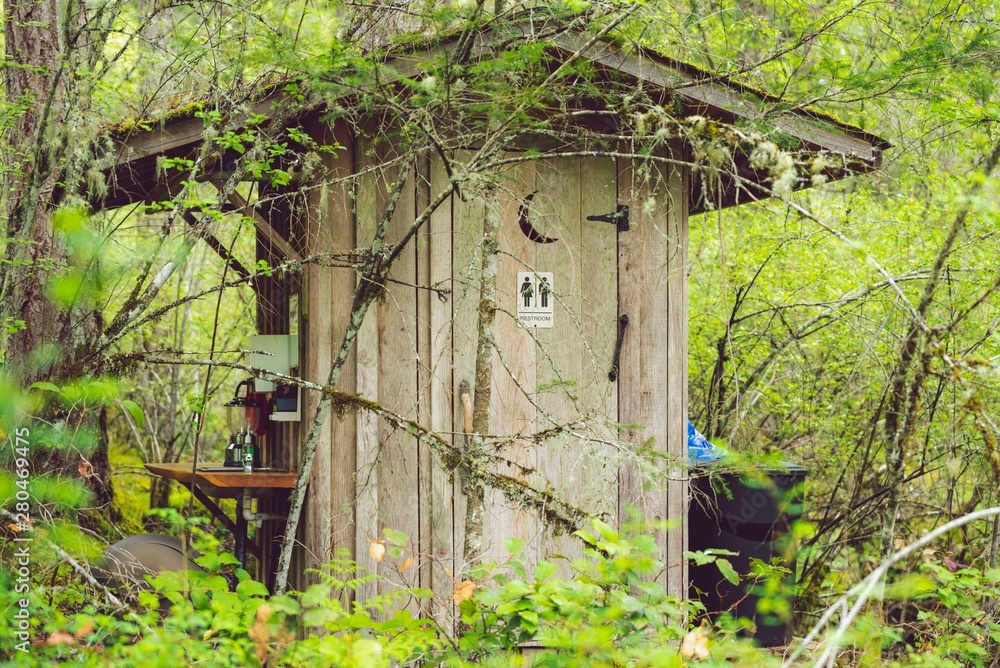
[
  {"xmin": 503, "ymin": 537, "xmax": 523, "ymax": 556},
  {"xmin": 268, "ymin": 594, "xmax": 301, "ymax": 615},
  {"xmin": 237, "ymin": 580, "xmax": 270, "ymax": 598},
  {"xmin": 47, "ymin": 521, "xmax": 103, "ymax": 560},
  {"xmin": 211, "ymin": 610, "xmax": 241, "ymax": 632},
  {"xmin": 0, "ymin": 474, "xmax": 14, "ymax": 503},
  {"xmin": 120, "ymin": 399, "xmax": 146, "ymax": 428},
  {"xmin": 409, "ymin": 587, "xmax": 435, "ymax": 600},
  {"xmin": 195, "ymin": 553, "xmax": 220, "ymax": 571},
  {"xmin": 47, "ymin": 275, "xmax": 84, "ymax": 307},
  {"xmin": 384, "ymin": 527, "xmax": 408, "ymax": 546},
  {"xmin": 211, "ymin": 590, "xmax": 240, "ymax": 612},
  {"xmin": 534, "ymin": 561, "xmax": 556, "ymax": 582},
  {"xmin": 137, "ymin": 591, "xmax": 161, "ymax": 611},
  {"xmin": 715, "ymin": 558, "xmax": 740, "ymax": 585},
  {"xmin": 302, "ymin": 583, "xmax": 332, "ymax": 608},
  {"xmin": 242, "ymin": 597, "xmax": 265, "ymax": 620},
  {"xmin": 685, "ymin": 548, "xmax": 737, "ymax": 566},
  {"xmin": 302, "ymin": 606, "xmax": 338, "ymax": 627},
  {"xmin": 32, "ymin": 476, "xmax": 94, "ymax": 509},
  {"xmin": 884, "ymin": 573, "xmax": 936, "ymax": 599},
  {"xmin": 519, "ymin": 610, "xmax": 539, "ymax": 634},
  {"xmin": 54, "ymin": 207, "xmax": 88, "ymax": 234},
  {"xmin": 30, "ymin": 381, "xmax": 63, "ymax": 395},
  {"xmin": 205, "ymin": 575, "xmax": 231, "ymax": 592},
  {"xmin": 477, "ymin": 589, "xmax": 502, "ymax": 606},
  {"xmin": 502, "ymin": 580, "xmax": 532, "ymax": 600},
  {"xmin": 152, "ymin": 570, "xmax": 192, "ymax": 593},
  {"xmin": 190, "ymin": 588, "xmax": 210, "ymax": 611},
  {"xmin": 592, "ymin": 518, "xmax": 619, "ymax": 542}
]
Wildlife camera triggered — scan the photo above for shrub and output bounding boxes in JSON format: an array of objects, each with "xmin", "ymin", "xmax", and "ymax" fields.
[{"xmin": 0, "ymin": 519, "xmax": 780, "ymax": 667}]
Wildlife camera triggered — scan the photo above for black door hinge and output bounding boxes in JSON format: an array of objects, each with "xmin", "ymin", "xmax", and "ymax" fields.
[{"xmin": 586, "ymin": 204, "xmax": 629, "ymax": 232}]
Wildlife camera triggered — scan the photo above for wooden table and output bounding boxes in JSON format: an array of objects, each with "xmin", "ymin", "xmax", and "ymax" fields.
[
  {"xmin": 144, "ymin": 462, "xmax": 297, "ymax": 567},
  {"xmin": 145, "ymin": 462, "xmax": 297, "ymax": 490}
]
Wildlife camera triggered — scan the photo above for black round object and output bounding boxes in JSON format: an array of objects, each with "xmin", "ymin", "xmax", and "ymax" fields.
[{"xmin": 688, "ymin": 465, "xmax": 807, "ymax": 647}]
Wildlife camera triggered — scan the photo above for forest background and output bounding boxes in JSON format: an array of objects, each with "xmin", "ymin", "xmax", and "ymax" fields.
[{"xmin": 3, "ymin": 0, "xmax": 1000, "ymax": 665}]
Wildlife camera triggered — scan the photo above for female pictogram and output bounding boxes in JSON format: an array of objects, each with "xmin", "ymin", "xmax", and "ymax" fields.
[{"xmin": 520, "ymin": 276, "xmax": 534, "ymax": 308}]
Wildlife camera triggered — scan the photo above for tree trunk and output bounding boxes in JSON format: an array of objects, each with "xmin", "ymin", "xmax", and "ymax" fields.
[
  {"xmin": 2, "ymin": 0, "xmax": 64, "ymax": 370},
  {"xmin": 462, "ymin": 198, "xmax": 500, "ymax": 567},
  {"xmin": 2, "ymin": 0, "xmax": 118, "ymax": 529}
]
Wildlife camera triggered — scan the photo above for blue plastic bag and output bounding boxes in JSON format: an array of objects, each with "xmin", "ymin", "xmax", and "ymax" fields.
[{"xmin": 687, "ymin": 421, "xmax": 726, "ymax": 462}]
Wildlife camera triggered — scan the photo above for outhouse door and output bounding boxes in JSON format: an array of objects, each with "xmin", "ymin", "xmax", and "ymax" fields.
[{"xmin": 434, "ymin": 152, "xmax": 687, "ymax": 580}]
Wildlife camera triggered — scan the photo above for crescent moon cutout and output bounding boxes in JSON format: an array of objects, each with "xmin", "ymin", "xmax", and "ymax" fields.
[{"xmin": 518, "ymin": 191, "xmax": 558, "ymax": 244}]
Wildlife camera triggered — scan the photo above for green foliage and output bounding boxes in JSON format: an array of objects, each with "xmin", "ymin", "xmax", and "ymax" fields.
[
  {"xmin": 887, "ymin": 560, "xmax": 1000, "ymax": 667},
  {"xmin": 45, "ymin": 208, "xmax": 102, "ymax": 309},
  {"xmin": 455, "ymin": 522, "xmax": 699, "ymax": 666},
  {"xmin": 5, "ymin": 0, "xmax": 1000, "ymax": 665},
  {"xmin": 0, "ymin": 523, "xmax": 781, "ymax": 667}
]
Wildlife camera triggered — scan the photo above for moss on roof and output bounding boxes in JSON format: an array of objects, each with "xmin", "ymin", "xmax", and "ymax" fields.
[
  {"xmin": 106, "ymin": 76, "xmax": 294, "ymax": 139},
  {"xmin": 109, "ymin": 100, "xmax": 207, "ymax": 136},
  {"xmin": 107, "ymin": 22, "xmax": 889, "ymax": 151},
  {"xmin": 637, "ymin": 46, "xmax": 890, "ymax": 149}
]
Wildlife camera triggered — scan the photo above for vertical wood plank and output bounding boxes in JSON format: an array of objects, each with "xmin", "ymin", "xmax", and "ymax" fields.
[
  {"xmin": 415, "ymin": 155, "xmax": 434, "ymax": 605},
  {"xmin": 616, "ymin": 152, "xmax": 673, "ymax": 589},
  {"xmin": 326, "ymin": 122, "xmax": 359, "ymax": 573},
  {"xmin": 354, "ymin": 136, "xmax": 381, "ymax": 604},
  {"xmin": 532, "ymin": 157, "xmax": 584, "ymax": 564},
  {"xmin": 665, "ymin": 141, "xmax": 689, "ymax": 597},
  {"xmin": 376, "ymin": 155, "xmax": 420, "ymax": 608},
  {"xmin": 429, "ymin": 154, "xmax": 457, "ymax": 614},
  {"xmin": 549, "ymin": 155, "xmax": 620, "ymax": 562},
  {"xmin": 485, "ymin": 158, "xmax": 537, "ymax": 567},
  {"xmin": 577, "ymin": 155, "xmax": 620, "ymax": 519},
  {"xmin": 303, "ymin": 123, "xmax": 335, "ymax": 585}
]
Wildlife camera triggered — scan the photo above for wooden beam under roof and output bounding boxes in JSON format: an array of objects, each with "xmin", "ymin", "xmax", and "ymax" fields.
[
  {"xmin": 181, "ymin": 211, "xmax": 252, "ymax": 282},
  {"xmin": 211, "ymin": 179, "xmax": 303, "ymax": 264}
]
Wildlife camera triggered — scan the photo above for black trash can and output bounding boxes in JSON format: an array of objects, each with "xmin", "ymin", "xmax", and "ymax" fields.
[{"xmin": 688, "ymin": 464, "xmax": 807, "ymax": 647}]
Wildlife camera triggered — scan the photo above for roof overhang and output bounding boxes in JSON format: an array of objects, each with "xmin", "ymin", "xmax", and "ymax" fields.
[
  {"xmin": 546, "ymin": 33, "xmax": 887, "ymax": 214},
  {"xmin": 94, "ymin": 27, "xmax": 888, "ymax": 214}
]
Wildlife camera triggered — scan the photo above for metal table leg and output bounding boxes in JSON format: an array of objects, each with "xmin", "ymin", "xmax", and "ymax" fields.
[
  {"xmin": 234, "ymin": 491, "xmax": 248, "ymax": 568},
  {"xmin": 190, "ymin": 485, "xmax": 260, "ymax": 559}
]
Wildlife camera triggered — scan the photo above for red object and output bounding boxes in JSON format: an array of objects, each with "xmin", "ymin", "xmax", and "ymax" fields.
[
  {"xmin": 943, "ymin": 553, "xmax": 959, "ymax": 573},
  {"xmin": 248, "ymin": 393, "xmax": 268, "ymax": 436}
]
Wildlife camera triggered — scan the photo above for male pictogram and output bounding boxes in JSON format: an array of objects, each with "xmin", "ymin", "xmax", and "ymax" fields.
[{"xmin": 539, "ymin": 277, "xmax": 550, "ymax": 309}]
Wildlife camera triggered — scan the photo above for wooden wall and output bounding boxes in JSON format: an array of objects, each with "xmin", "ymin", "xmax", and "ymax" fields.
[{"xmin": 290, "ymin": 128, "xmax": 690, "ymax": 601}]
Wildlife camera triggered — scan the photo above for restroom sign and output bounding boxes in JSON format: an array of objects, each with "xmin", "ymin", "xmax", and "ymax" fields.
[{"xmin": 516, "ymin": 272, "xmax": 554, "ymax": 328}]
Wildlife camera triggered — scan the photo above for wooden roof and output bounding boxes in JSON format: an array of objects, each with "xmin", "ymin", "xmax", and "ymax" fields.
[{"xmin": 96, "ymin": 26, "xmax": 888, "ymax": 214}]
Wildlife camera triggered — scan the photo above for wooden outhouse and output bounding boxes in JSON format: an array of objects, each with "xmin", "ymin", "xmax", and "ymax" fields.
[{"xmin": 101, "ymin": 25, "xmax": 887, "ymax": 600}]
